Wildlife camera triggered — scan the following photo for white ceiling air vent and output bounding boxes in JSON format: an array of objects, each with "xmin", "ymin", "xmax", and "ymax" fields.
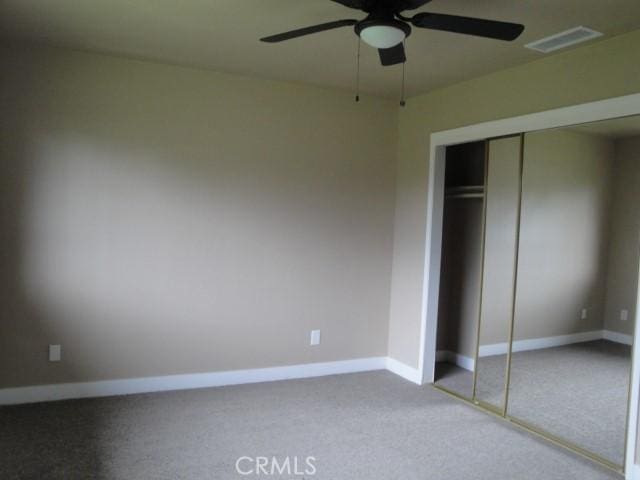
[{"xmin": 525, "ymin": 26, "xmax": 603, "ymax": 53}]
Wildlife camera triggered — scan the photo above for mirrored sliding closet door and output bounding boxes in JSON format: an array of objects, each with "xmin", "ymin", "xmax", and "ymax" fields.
[
  {"xmin": 506, "ymin": 116, "xmax": 640, "ymax": 469},
  {"xmin": 433, "ymin": 113, "xmax": 640, "ymax": 473},
  {"xmin": 473, "ymin": 135, "xmax": 522, "ymax": 413}
]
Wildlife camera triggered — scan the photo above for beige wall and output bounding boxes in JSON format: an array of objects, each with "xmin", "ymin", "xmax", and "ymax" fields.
[
  {"xmin": 604, "ymin": 136, "xmax": 640, "ymax": 336},
  {"xmin": 478, "ymin": 136, "xmax": 522, "ymax": 346},
  {"xmin": 388, "ymin": 29, "xmax": 640, "ymax": 368},
  {"xmin": 0, "ymin": 45, "xmax": 398, "ymax": 388},
  {"xmin": 1, "ymin": 29, "xmax": 638, "ymax": 395},
  {"xmin": 514, "ymin": 129, "xmax": 614, "ymax": 340}
]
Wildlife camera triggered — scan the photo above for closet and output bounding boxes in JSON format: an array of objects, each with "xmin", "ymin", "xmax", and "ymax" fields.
[
  {"xmin": 432, "ymin": 116, "xmax": 640, "ymax": 474},
  {"xmin": 435, "ymin": 135, "xmax": 522, "ymax": 412},
  {"xmin": 435, "ymin": 140, "xmax": 485, "ymax": 400}
]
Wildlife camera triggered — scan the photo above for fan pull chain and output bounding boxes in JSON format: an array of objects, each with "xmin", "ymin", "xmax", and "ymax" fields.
[
  {"xmin": 400, "ymin": 41, "xmax": 407, "ymax": 107},
  {"xmin": 355, "ymin": 37, "xmax": 361, "ymax": 102}
]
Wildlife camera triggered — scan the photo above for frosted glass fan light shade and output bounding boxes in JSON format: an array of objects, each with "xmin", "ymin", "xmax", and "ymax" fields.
[{"xmin": 359, "ymin": 25, "xmax": 406, "ymax": 49}]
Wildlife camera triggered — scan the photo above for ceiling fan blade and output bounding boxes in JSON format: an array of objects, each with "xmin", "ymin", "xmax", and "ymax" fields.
[
  {"xmin": 411, "ymin": 12, "xmax": 524, "ymax": 41},
  {"xmin": 398, "ymin": 0, "xmax": 433, "ymax": 10},
  {"xmin": 379, "ymin": 43, "xmax": 406, "ymax": 66},
  {"xmin": 330, "ymin": 0, "xmax": 368, "ymax": 9},
  {"xmin": 261, "ymin": 19, "xmax": 358, "ymax": 43}
]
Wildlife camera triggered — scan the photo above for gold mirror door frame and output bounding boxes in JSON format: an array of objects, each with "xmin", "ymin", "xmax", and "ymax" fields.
[{"xmin": 471, "ymin": 134, "xmax": 524, "ymax": 415}]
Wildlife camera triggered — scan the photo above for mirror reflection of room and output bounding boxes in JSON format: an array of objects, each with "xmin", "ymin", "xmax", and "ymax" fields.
[
  {"xmin": 473, "ymin": 135, "xmax": 522, "ymax": 412},
  {"xmin": 507, "ymin": 116, "xmax": 640, "ymax": 468},
  {"xmin": 434, "ymin": 141, "xmax": 485, "ymax": 400},
  {"xmin": 434, "ymin": 136, "xmax": 524, "ymax": 411}
]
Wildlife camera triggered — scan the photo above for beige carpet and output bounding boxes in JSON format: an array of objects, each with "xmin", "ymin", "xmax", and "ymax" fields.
[
  {"xmin": 435, "ymin": 340, "xmax": 631, "ymax": 466},
  {"xmin": 0, "ymin": 370, "xmax": 620, "ymax": 479}
]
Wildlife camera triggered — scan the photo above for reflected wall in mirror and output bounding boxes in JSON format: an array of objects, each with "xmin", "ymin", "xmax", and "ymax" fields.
[
  {"xmin": 474, "ymin": 135, "xmax": 522, "ymax": 412},
  {"xmin": 434, "ymin": 140, "xmax": 485, "ymax": 399},
  {"xmin": 507, "ymin": 116, "xmax": 640, "ymax": 468}
]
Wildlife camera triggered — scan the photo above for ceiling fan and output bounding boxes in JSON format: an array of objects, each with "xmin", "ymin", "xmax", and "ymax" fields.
[{"xmin": 260, "ymin": 0, "xmax": 525, "ymax": 66}]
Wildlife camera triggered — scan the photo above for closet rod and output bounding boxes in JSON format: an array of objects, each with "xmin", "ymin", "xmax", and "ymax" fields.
[{"xmin": 445, "ymin": 193, "xmax": 485, "ymax": 199}]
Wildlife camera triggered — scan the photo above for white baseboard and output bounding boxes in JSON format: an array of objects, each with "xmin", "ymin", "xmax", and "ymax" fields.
[
  {"xmin": 437, "ymin": 329, "xmax": 632, "ymax": 369},
  {"xmin": 0, "ymin": 357, "xmax": 387, "ymax": 406},
  {"xmin": 2, "ymin": 328, "xmax": 632, "ymax": 406},
  {"xmin": 436, "ymin": 350, "xmax": 475, "ymax": 372},
  {"xmin": 385, "ymin": 357, "xmax": 422, "ymax": 384},
  {"xmin": 479, "ymin": 330, "xmax": 614, "ymax": 357},
  {"xmin": 603, "ymin": 329, "xmax": 634, "ymax": 346}
]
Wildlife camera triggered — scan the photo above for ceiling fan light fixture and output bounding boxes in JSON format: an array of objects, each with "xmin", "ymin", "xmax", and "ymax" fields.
[
  {"xmin": 356, "ymin": 20, "xmax": 411, "ymax": 49},
  {"xmin": 360, "ymin": 25, "xmax": 405, "ymax": 48}
]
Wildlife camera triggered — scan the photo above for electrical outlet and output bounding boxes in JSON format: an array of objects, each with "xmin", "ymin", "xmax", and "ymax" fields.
[
  {"xmin": 49, "ymin": 344, "xmax": 61, "ymax": 362},
  {"xmin": 581, "ymin": 308, "xmax": 588, "ymax": 320},
  {"xmin": 621, "ymin": 309, "xmax": 629, "ymax": 322},
  {"xmin": 310, "ymin": 330, "xmax": 321, "ymax": 346}
]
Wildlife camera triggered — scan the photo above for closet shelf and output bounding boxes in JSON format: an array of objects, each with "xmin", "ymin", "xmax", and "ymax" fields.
[{"xmin": 445, "ymin": 185, "xmax": 485, "ymax": 199}]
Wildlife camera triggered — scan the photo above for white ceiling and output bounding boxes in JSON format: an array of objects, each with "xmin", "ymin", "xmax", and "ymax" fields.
[{"xmin": 1, "ymin": 0, "xmax": 639, "ymax": 98}]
